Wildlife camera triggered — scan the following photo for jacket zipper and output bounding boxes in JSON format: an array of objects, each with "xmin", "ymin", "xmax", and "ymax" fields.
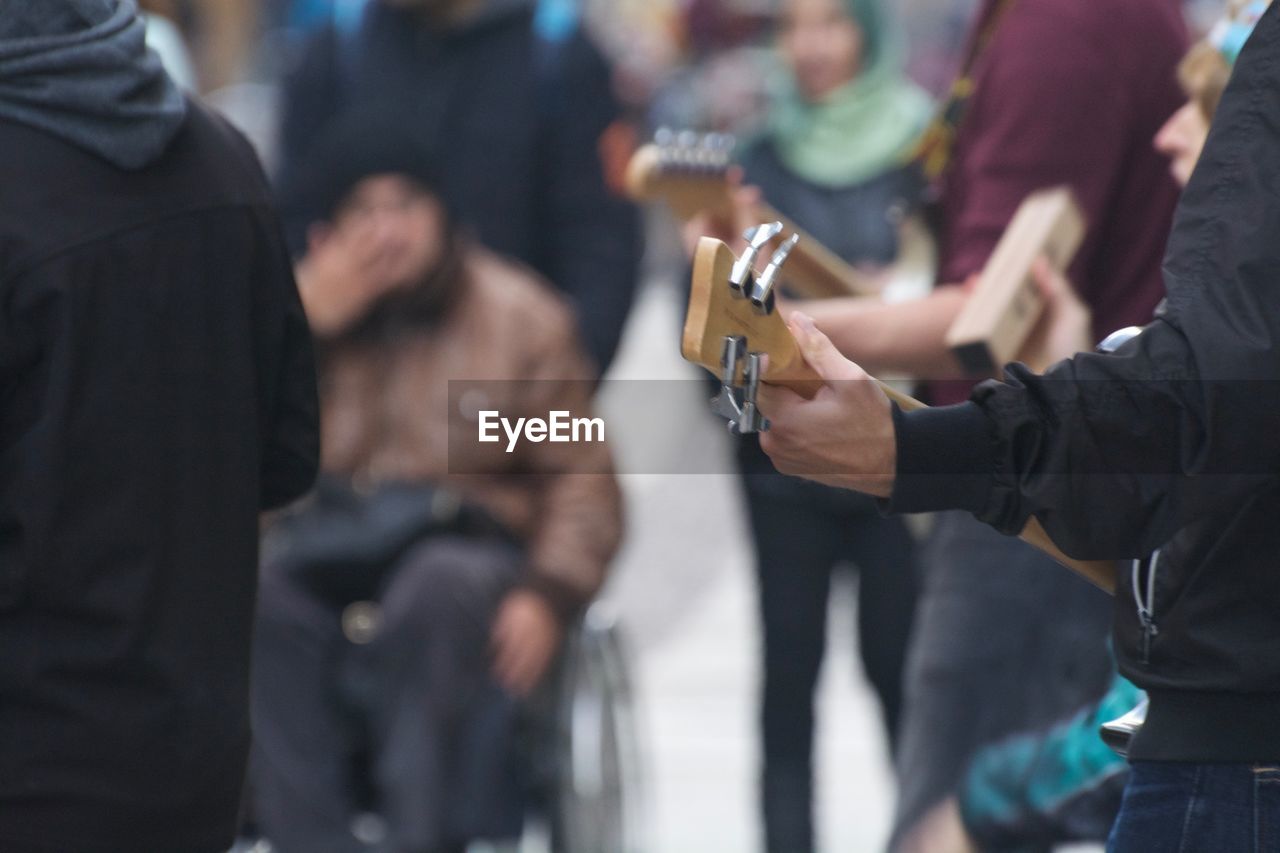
[{"xmin": 1132, "ymin": 550, "xmax": 1161, "ymax": 664}]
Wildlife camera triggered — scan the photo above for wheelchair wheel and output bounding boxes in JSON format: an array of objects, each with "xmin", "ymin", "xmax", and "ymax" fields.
[{"xmin": 550, "ymin": 603, "xmax": 644, "ymax": 853}]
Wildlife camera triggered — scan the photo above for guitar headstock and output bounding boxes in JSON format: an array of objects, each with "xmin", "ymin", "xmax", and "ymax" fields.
[
  {"xmin": 625, "ymin": 128, "xmax": 736, "ymax": 220},
  {"xmin": 684, "ymin": 229, "xmax": 924, "ymax": 434},
  {"xmin": 683, "ymin": 228, "xmax": 822, "ymax": 433},
  {"xmin": 686, "ymin": 229, "xmax": 1117, "ymax": 593}
]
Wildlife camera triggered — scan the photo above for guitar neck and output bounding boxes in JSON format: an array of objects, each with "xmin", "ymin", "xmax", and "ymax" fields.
[
  {"xmin": 772, "ymin": 344, "xmax": 921, "ymax": 411},
  {"xmin": 755, "ymin": 204, "xmax": 880, "ymax": 299},
  {"xmin": 782, "ymin": 353, "xmax": 1114, "ymax": 591},
  {"xmin": 626, "ymin": 143, "xmax": 879, "ymax": 299},
  {"xmin": 782, "ymin": 353, "xmax": 1113, "ymax": 591},
  {"xmin": 787, "ymin": 355, "xmax": 1115, "ymax": 591}
]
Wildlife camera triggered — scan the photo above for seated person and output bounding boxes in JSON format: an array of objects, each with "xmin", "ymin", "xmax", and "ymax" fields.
[{"xmin": 250, "ymin": 116, "xmax": 623, "ymax": 853}]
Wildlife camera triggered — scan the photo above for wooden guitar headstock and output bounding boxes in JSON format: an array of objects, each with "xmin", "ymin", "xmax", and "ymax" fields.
[
  {"xmin": 684, "ymin": 233, "xmax": 920, "ymax": 435},
  {"xmin": 683, "ymin": 236, "xmax": 820, "ymax": 390},
  {"xmin": 625, "ymin": 130, "xmax": 736, "ymax": 221},
  {"xmin": 681, "ymin": 232, "xmax": 1118, "ymax": 594},
  {"xmin": 626, "ymin": 129, "xmax": 880, "ymax": 299}
]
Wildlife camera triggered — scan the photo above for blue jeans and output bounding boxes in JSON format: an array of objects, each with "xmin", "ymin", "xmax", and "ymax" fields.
[{"xmin": 1108, "ymin": 761, "xmax": 1280, "ymax": 852}]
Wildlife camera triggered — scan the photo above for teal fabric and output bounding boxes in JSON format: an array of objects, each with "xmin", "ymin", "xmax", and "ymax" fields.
[
  {"xmin": 840, "ymin": 0, "xmax": 894, "ymax": 67},
  {"xmin": 960, "ymin": 672, "xmax": 1144, "ymax": 845},
  {"xmin": 760, "ymin": 0, "xmax": 932, "ymax": 188}
]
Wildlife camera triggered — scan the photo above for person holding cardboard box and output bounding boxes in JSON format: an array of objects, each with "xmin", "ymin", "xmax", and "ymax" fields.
[
  {"xmin": 696, "ymin": 0, "xmax": 1189, "ymax": 847},
  {"xmin": 841, "ymin": 2, "xmax": 1185, "ymax": 846}
]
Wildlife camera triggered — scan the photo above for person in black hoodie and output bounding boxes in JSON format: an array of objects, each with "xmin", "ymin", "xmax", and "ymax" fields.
[
  {"xmin": 277, "ymin": 0, "xmax": 642, "ymax": 374},
  {"xmin": 753, "ymin": 2, "xmax": 1280, "ymax": 849},
  {"xmin": 0, "ymin": 2, "xmax": 319, "ymax": 851}
]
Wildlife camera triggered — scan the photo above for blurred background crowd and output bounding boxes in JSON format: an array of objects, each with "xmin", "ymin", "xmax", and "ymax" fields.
[{"xmin": 129, "ymin": 1, "xmax": 1241, "ymax": 851}]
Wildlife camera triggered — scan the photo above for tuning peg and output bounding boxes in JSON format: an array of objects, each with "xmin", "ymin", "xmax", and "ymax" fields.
[
  {"xmin": 690, "ymin": 132, "xmax": 727, "ymax": 169},
  {"xmin": 750, "ymin": 233, "xmax": 799, "ymax": 315},
  {"xmin": 742, "ymin": 221, "xmax": 784, "ymax": 245},
  {"xmin": 710, "ymin": 335, "xmax": 747, "ymax": 421},
  {"xmin": 708, "ymin": 132, "xmax": 735, "ymax": 153},
  {"xmin": 717, "ymin": 335, "xmax": 746, "ymax": 387},
  {"xmin": 711, "ymin": 387, "xmax": 743, "ymax": 423},
  {"xmin": 732, "ymin": 352, "xmax": 770, "ymax": 435},
  {"xmin": 709, "ymin": 337, "xmax": 769, "ymax": 435},
  {"xmin": 711, "ymin": 133, "xmax": 736, "ymax": 168},
  {"xmin": 729, "ymin": 221, "xmax": 784, "ymax": 296}
]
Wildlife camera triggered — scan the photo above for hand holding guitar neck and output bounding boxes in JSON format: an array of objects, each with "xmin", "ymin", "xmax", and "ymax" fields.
[{"xmin": 683, "ymin": 227, "xmax": 1117, "ymax": 594}]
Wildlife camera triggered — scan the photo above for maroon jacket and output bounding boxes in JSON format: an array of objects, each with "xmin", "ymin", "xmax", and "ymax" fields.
[{"xmin": 931, "ymin": 0, "xmax": 1187, "ymax": 405}]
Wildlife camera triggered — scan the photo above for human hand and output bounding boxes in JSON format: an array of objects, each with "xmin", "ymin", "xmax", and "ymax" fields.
[
  {"xmin": 491, "ymin": 589, "xmax": 563, "ymax": 697},
  {"xmin": 1017, "ymin": 256, "xmax": 1092, "ymax": 372},
  {"xmin": 895, "ymin": 797, "xmax": 979, "ymax": 853},
  {"xmin": 757, "ymin": 313, "xmax": 896, "ymax": 497},
  {"xmin": 294, "ymin": 220, "xmax": 408, "ymax": 338}
]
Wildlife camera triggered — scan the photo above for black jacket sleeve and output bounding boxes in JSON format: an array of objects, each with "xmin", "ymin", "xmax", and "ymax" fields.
[
  {"xmin": 533, "ymin": 31, "xmax": 641, "ymax": 374},
  {"xmin": 887, "ymin": 3, "xmax": 1280, "ymax": 560},
  {"xmin": 255, "ymin": 210, "xmax": 321, "ymax": 511}
]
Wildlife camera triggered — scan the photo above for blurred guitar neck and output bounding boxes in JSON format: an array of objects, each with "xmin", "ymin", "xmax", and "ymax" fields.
[{"xmin": 626, "ymin": 139, "xmax": 881, "ymax": 298}]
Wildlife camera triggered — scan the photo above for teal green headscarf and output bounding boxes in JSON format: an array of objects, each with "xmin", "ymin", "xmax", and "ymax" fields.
[{"xmin": 766, "ymin": 0, "xmax": 933, "ymax": 188}]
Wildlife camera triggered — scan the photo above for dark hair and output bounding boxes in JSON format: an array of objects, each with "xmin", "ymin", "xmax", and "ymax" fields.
[{"xmin": 279, "ymin": 109, "xmax": 449, "ymax": 252}]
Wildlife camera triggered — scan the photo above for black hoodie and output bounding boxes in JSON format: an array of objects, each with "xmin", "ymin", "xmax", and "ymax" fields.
[
  {"xmin": 889, "ymin": 2, "xmax": 1280, "ymax": 762},
  {"xmin": 0, "ymin": 0, "xmax": 186, "ymax": 169},
  {"xmin": 0, "ymin": 4, "xmax": 319, "ymax": 851}
]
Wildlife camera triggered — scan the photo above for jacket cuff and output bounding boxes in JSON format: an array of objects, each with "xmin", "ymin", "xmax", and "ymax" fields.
[{"xmin": 885, "ymin": 401, "xmax": 997, "ymax": 516}]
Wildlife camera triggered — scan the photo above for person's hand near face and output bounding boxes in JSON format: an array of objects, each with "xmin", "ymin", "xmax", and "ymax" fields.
[{"xmin": 295, "ymin": 174, "xmax": 447, "ymax": 338}]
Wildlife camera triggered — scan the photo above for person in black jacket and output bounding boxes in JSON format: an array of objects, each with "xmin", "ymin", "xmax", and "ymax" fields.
[
  {"xmin": 0, "ymin": 2, "xmax": 320, "ymax": 851},
  {"xmin": 754, "ymin": 2, "xmax": 1280, "ymax": 849},
  {"xmin": 277, "ymin": 0, "xmax": 642, "ymax": 374}
]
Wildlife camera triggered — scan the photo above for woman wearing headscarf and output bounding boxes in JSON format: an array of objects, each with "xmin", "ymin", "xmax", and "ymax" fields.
[{"xmin": 731, "ymin": 1, "xmax": 932, "ymax": 849}]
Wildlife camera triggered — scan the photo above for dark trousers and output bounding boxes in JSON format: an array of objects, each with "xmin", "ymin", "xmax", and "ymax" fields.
[
  {"xmin": 249, "ymin": 536, "xmax": 525, "ymax": 853},
  {"xmin": 890, "ymin": 512, "xmax": 1114, "ymax": 851},
  {"xmin": 1108, "ymin": 762, "xmax": 1280, "ymax": 852},
  {"xmin": 741, "ymin": 471, "xmax": 919, "ymax": 853}
]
